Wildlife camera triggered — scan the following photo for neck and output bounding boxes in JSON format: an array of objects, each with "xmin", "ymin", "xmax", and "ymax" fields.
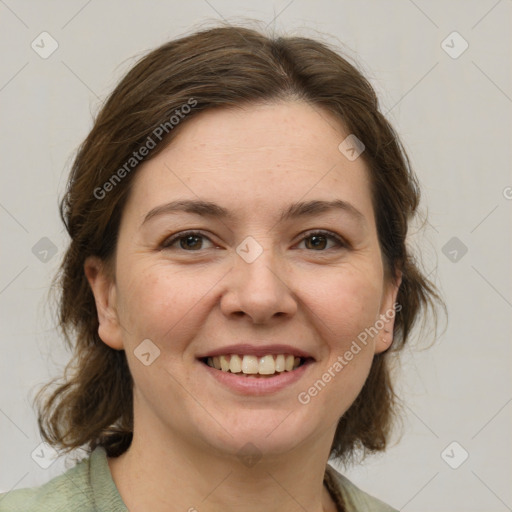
[{"xmin": 108, "ymin": 414, "xmax": 338, "ymax": 512}]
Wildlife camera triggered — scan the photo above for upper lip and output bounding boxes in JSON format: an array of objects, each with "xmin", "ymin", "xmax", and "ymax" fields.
[{"xmin": 196, "ymin": 343, "xmax": 315, "ymax": 360}]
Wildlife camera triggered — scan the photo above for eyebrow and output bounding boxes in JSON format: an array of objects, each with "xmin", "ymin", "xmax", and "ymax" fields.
[{"xmin": 142, "ymin": 198, "xmax": 366, "ymax": 226}]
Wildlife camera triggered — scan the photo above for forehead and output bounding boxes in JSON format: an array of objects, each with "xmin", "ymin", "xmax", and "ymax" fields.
[
  {"xmin": 125, "ymin": 101, "xmax": 375, "ymax": 227},
  {"xmin": 164, "ymin": 101, "xmax": 356, "ymax": 167}
]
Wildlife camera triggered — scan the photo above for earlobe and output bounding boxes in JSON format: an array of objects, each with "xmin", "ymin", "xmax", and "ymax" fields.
[
  {"xmin": 84, "ymin": 256, "xmax": 124, "ymax": 350},
  {"xmin": 374, "ymin": 270, "xmax": 402, "ymax": 354}
]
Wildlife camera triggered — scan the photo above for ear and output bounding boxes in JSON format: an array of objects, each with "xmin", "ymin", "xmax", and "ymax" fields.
[
  {"xmin": 84, "ymin": 256, "xmax": 124, "ymax": 350},
  {"xmin": 374, "ymin": 270, "xmax": 402, "ymax": 355}
]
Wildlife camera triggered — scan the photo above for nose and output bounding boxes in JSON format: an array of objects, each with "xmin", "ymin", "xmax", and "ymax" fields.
[{"xmin": 219, "ymin": 240, "xmax": 297, "ymax": 324}]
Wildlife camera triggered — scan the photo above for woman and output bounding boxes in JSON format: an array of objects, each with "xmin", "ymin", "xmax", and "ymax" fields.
[{"xmin": 0, "ymin": 24, "xmax": 442, "ymax": 512}]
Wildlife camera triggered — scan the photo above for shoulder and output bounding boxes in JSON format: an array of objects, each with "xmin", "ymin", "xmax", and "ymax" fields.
[
  {"xmin": 326, "ymin": 464, "xmax": 399, "ymax": 512},
  {"xmin": 0, "ymin": 447, "xmax": 126, "ymax": 512},
  {"xmin": 0, "ymin": 454, "xmax": 94, "ymax": 512}
]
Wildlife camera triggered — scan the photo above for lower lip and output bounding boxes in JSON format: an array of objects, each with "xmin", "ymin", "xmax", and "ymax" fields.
[{"xmin": 200, "ymin": 360, "xmax": 313, "ymax": 395}]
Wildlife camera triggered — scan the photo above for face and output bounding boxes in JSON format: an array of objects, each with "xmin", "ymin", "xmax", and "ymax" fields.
[{"xmin": 85, "ymin": 101, "xmax": 400, "ymax": 459}]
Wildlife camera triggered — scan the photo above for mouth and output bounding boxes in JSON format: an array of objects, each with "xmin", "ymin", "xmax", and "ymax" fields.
[
  {"xmin": 199, "ymin": 353, "xmax": 313, "ymax": 377},
  {"xmin": 196, "ymin": 345, "xmax": 315, "ymax": 395}
]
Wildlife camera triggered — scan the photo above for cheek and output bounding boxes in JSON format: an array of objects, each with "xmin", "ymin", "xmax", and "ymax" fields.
[
  {"xmin": 302, "ymin": 264, "xmax": 383, "ymax": 344},
  {"xmin": 116, "ymin": 264, "xmax": 216, "ymax": 350},
  {"xmin": 303, "ymin": 265, "xmax": 382, "ymax": 387},
  {"xmin": 293, "ymin": 271, "xmax": 383, "ymax": 425},
  {"xmin": 115, "ymin": 265, "xmax": 215, "ymax": 404}
]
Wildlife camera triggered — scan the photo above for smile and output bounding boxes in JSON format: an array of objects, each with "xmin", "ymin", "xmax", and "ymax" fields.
[{"xmin": 201, "ymin": 354, "xmax": 310, "ymax": 376}]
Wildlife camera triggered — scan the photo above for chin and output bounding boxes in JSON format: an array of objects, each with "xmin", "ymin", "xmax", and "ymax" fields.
[{"xmin": 196, "ymin": 407, "xmax": 320, "ymax": 460}]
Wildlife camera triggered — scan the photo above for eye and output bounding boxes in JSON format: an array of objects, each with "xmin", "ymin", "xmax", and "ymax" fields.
[
  {"xmin": 296, "ymin": 230, "xmax": 346, "ymax": 251},
  {"xmin": 161, "ymin": 231, "xmax": 215, "ymax": 251},
  {"xmin": 160, "ymin": 229, "xmax": 347, "ymax": 252}
]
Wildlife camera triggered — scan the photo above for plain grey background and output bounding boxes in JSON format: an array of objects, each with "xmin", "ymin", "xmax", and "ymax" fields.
[{"xmin": 1, "ymin": 1, "xmax": 511, "ymax": 511}]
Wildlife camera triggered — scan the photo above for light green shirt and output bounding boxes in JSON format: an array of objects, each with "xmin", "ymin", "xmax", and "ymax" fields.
[{"xmin": 0, "ymin": 447, "xmax": 398, "ymax": 511}]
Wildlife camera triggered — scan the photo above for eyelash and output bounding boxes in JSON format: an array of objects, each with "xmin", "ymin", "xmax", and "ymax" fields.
[{"xmin": 160, "ymin": 229, "xmax": 348, "ymax": 252}]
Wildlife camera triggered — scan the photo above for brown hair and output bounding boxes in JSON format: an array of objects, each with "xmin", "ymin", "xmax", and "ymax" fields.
[{"xmin": 36, "ymin": 23, "xmax": 444, "ymax": 463}]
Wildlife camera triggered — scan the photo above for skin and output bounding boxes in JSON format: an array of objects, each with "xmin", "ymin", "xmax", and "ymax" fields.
[{"xmin": 85, "ymin": 101, "xmax": 401, "ymax": 512}]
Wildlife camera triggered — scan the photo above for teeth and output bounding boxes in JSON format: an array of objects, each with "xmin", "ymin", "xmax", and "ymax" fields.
[
  {"xmin": 229, "ymin": 354, "xmax": 242, "ymax": 373},
  {"xmin": 205, "ymin": 353, "xmax": 306, "ymax": 375},
  {"xmin": 258, "ymin": 355, "xmax": 276, "ymax": 375},
  {"xmin": 241, "ymin": 355, "xmax": 259, "ymax": 374},
  {"xmin": 220, "ymin": 355, "xmax": 230, "ymax": 371}
]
